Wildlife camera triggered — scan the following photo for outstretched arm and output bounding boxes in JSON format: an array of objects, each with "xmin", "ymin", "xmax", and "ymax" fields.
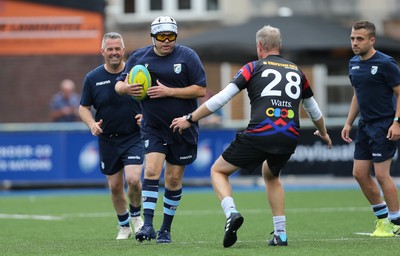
[
  {"xmin": 302, "ymin": 97, "xmax": 332, "ymax": 149},
  {"xmin": 170, "ymin": 83, "xmax": 240, "ymax": 133}
]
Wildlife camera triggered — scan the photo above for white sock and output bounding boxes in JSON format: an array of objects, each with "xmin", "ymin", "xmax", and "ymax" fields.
[
  {"xmin": 221, "ymin": 197, "xmax": 237, "ymax": 218},
  {"xmin": 273, "ymin": 215, "xmax": 286, "ymax": 235}
]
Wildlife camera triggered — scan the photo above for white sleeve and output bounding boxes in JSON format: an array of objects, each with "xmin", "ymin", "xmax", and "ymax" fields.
[
  {"xmin": 205, "ymin": 83, "xmax": 241, "ymax": 112},
  {"xmin": 302, "ymin": 97, "xmax": 322, "ymax": 121}
]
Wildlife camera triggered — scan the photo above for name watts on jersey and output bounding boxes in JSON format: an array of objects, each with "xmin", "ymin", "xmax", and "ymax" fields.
[
  {"xmin": 95, "ymin": 80, "xmax": 111, "ymax": 86},
  {"xmin": 270, "ymin": 99, "xmax": 292, "ymax": 108}
]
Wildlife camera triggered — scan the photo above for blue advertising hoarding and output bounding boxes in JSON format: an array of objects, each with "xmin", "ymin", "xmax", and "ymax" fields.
[
  {"xmin": 3, "ymin": 126, "xmax": 397, "ymax": 187},
  {"xmin": 0, "ymin": 129, "xmax": 236, "ymax": 186}
]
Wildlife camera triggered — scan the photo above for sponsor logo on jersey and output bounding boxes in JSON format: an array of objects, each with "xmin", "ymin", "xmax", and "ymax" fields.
[
  {"xmin": 174, "ymin": 64, "xmax": 182, "ymax": 74},
  {"xmin": 351, "ymin": 66, "xmax": 360, "ymax": 70},
  {"xmin": 371, "ymin": 66, "xmax": 378, "ymax": 75},
  {"xmin": 95, "ymin": 80, "xmax": 111, "ymax": 86},
  {"xmin": 265, "ymin": 61, "xmax": 298, "ymax": 70},
  {"xmin": 266, "ymin": 107, "xmax": 295, "ymax": 118}
]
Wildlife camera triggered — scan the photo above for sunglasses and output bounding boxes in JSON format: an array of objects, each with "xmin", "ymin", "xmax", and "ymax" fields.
[{"xmin": 154, "ymin": 33, "xmax": 177, "ymax": 42}]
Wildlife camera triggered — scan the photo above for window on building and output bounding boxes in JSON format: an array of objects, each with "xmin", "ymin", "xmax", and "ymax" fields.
[
  {"xmin": 207, "ymin": 0, "xmax": 219, "ymax": 10},
  {"xmin": 121, "ymin": 0, "xmax": 220, "ymax": 20},
  {"xmin": 150, "ymin": 0, "xmax": 163, "ymax": 11},
  {"xmin": 178, "ymin": 0, "xmax": 191, "ymax": 10},
  {"xmin": 124, "ymin": 0, "xmax": 135, "ymax": 13}
]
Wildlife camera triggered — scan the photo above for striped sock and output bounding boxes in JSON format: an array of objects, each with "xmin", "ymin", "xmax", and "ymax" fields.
[
  {"xmin": 389, "ymin": 210, "xmax": 400, "ymax": 225},
  {"xmin": 160, "ymin": 187, "xmax": 182, "ymax": 231},
  {"xmin": 129, "ymin": 204, "xmax": 141, "ymax": 218},
  {"xmin": 142, "ymin": 179, "xmax": 159, "ymax": 226},
  {"xmin": 117, "ymin": 211, "xmax": 130, "ymax": 227},
  {"xmin": 372, "ymin": 202, "xmax": 388, "ymax": 219}
]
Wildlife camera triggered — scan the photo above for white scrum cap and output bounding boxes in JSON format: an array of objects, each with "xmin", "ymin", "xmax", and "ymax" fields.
[{"xmin": 151, "ymin": 16, "xmax": 178, "ymax": 35}]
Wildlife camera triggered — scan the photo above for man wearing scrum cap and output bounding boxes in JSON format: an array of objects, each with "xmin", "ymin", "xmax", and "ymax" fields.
[{"xmin": 115, "ymin": 16, "xmax": 207, "ymax": 244}]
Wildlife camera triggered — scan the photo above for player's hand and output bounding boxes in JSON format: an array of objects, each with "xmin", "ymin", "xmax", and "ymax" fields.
[
  {"xmin": 126, "ymin": 82, "xmax": 144, "ymax": 97},
  {"xmin": 170, "ymin": 116, "xmax": 192, "ymax": 134},
  {"xmin": 135, "ymin": 114, "xmax": 142, "ymax": 127},
  {"xmin": 314, "ymin": 130, "xmax": 332, "ymax": 149},
  {"xmin": 387, "ymin": 123, "xmax": 400, "ymax": 141},
  {"xmin": 341, "ymin": 125, "xmax": 352, "ymax": 143},
  {"xmin": 147, "ymin": 80, "xmax": 173, "ymax": 98},
  {"xmin": 91, "ymin": 119, "xmax": 103, "ymax": 136}
]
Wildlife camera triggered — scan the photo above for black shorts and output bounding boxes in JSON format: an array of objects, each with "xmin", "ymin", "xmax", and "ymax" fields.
[
  {"xmin": 142, "ymin": 133, "xmax": 197, "ymax": 165},
  {"xmin": 222, "ymin": 133, "xmax": 291, "ymax": 176},
  {"xmin": 355, "ymin": 118, "xmax": 397, "ymax": 162},
  {"xmin": 98, "ymin": 133, "xmax": 144, "ymax": 175}
]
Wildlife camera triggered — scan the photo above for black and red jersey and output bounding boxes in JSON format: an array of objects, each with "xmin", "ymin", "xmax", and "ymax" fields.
[{"xmin": 231, "ymin": 55, "xmax": 314, "ymax": 154}]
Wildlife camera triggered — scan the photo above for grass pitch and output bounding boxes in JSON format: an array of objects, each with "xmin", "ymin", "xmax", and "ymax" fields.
[{"xmin": 0, "ymin": 187, "xmax": 398, "ymax": 256}]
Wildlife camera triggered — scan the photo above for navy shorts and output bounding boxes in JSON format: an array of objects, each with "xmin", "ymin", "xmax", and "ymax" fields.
[
  {"xmin": 222, "ymin": 133, "xmax": 291, "ymax": 176},
  {"xmin": 98, "ymin": 133, "xmax": 144, "ymax": 175},
  {"xmin": 354, "ymin": 118, "xmax": 397, "ymax": 162},
  {"xmin": 142, "ymin": 133, "xmax": 197, "ymax": 165}
]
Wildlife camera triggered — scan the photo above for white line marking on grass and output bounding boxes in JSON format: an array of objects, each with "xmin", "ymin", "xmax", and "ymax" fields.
[
  {"xmin": 354, "ymin": 232, "xmax": 372, "ymax": 236},
  {"xmin": 0, "ymin": 206, "xmax": 372, "ymax": 221},
  {"xmin": 0, "ymin": 213, "xmax": 64, "ymax": 221},
  {"xmin": 174, "ymin": 206, "xmax": 371, "ymax": 216},
  {"xmin": 62, "ymin": 212, "xmax": 113, "ymax": 218},
  {"xmin": 61, "ymin": 206, "xmax": 373, "ymax": 218},
  {"xmin": 354, "ymin": 232, "xmax": 400, "ymax": 237},
  {"xmin": 286, "ymin": 206, "xmax": 370, "ymax": 213},
  {"xmin": 177, "ymin": 236, "xmax": 388, "ymax": 245}
]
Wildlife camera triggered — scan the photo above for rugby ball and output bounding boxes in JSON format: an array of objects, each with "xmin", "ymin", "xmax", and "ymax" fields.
[{"xmin": 127, "ymin": 64, "xmax": 151, "ymax": 101}]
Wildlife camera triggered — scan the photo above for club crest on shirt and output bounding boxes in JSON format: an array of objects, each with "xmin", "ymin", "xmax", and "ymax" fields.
[
  {"xmin": 371, "ymin": 66, "xmax": 378, "ymax": 75},
  {"xmin": 174, "ymin": 64, "xmax": 182, "ymax": 74}
]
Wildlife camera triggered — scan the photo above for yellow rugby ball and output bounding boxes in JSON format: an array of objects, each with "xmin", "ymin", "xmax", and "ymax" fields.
[{"xmin": 127, "ymin": 64, "xmax": 151, "ymax": 101}]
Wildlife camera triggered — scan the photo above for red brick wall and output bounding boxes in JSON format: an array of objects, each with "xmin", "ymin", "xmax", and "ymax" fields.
[{"xmin": 0, "ymin": 55, "xmax": 102, "ymax": 122}]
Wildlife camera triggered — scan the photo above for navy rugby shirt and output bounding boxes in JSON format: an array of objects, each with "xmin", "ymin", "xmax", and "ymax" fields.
[
  {"xmin": 117, "ymin": 44, "xmax": 207, "ymax": 145},
  {"xmin": 349, "ymin": 51, "xmax": 400, "ymax": 122},
  {"xmin": 81, "ymin": 65, "xmax": 141, "ymax": 135}
]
